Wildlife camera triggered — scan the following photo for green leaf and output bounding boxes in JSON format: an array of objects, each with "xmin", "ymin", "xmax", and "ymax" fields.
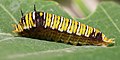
[
  {"xmin": 74, "ymin": 0, "xmax": 91, "ymax": 17},
  {"xmin": 0, "ymin": 0, "xmax": 120, "ymax": 60}
]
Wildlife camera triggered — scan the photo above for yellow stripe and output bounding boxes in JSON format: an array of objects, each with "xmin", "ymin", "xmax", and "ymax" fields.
[
  {"xmin": 55, "ymin": 16, "xmax": 60, "ymax": 29},
  {"xmin": 19, "ymin": 20, "xmax": 24, "ymax": 29},
  {"xmin": 17, "ymin": 25, "xmax": 20, "ymax": 31},
  {"xmin": 63, "ymin": 18, "xmax": 69, "ymax": 31},
  {"xmin": 73, "ymin": 21, "xmax": 78, "ymax": 33},
  {"xmin": 52, "ymin": 15, "xmax": 57, "ymax": 29},
  {"xmin": 60, "ymin": 18, "xmax": 65, "ymax": 31},
  {"xmin": 48, "ymin": 14, "xmax": 52, "ymax": 27},
  {"xmin": 45, "ymin": 13, "xmax": 52, "ymax": 27},
  {"xmin": 76, "ymin": 22, "xmax": 81, "ymax": 35},
  {"xmin": 69, "ymin": 20, "xmax": 75, "ymax": 33},
  {"xmin": 29, "ymin": 12, "xmax": 34, "ymax": 27},
  {"xmin": 80, "ymin": 23, "xmax": 86, "ymax": 35},
  {"xmin": 22, "ymin": 19, "xmax": 27, "ymax": 29},
  {"xmin": 18, "ymin": 24, "xmax": 23, "ymax": 31},
  {"xmin": 25, "ymin": 14, "xmax": 29, "ymax": 28},
  {"xmin": 104, "ymin": 37, "xmax": 108, "ymax": 41},
  {"xmin": 87, "ymin": 26, "xmax": 93, "ymax": 37},
  {"xmin": 14, "ymin": 24, "xmax": 18, "ymax": 32},
  {"xmin": 102, "ymin": 34, "xmax": 105, "ymax": 40}
]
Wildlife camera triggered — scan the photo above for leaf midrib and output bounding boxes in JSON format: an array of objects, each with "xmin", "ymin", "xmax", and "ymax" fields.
[
  {"xmin": 99, "ymin": 5, "xmax": 120, "ymax": 34},
  {"xmin": 0, "ymin": 4, "xmax": 18, "ymax": 24}
]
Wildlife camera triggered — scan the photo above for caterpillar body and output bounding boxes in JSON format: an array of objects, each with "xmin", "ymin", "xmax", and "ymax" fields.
[{"xmin": 13, "ymin": 5, "xmax": 115, "ymax": 47}]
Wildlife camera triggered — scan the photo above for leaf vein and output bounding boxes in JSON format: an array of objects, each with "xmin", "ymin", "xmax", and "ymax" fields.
[
  {"xmin": 100, "ymin": 5, "xmax": 120, "ymax": 33},
  {"xmin": 7, "ymin": 47, "xmax": 79, "ymax": 59},
  {"xmin": 0, "ymin": 37, "xmax": 13, "ymax": 42},
  {"xmin": 0, "ymin": 33, "xmax": 13, "ymax": 36},
  {"xmin": 0, "ymin": 4, "xmax": 18, "ymax": 24}
]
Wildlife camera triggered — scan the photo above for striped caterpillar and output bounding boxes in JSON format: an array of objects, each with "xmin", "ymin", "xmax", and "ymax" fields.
[{"xmin": 13, "ymin": 5, "xmax": 115, "ymax": 47}]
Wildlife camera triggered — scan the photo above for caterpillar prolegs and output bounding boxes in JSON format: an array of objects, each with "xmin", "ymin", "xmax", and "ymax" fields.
[{"xmin": 13, "ymin": 5, "xmax": 115, "ymax": 47}]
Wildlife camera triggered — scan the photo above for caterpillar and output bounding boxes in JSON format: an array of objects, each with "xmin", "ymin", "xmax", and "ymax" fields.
[{"xmin": 13, "ymin": 5, "xmax": 115, "ymax": 47}]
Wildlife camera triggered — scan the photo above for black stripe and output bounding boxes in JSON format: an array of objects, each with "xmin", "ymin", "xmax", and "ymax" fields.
[{"xmin": 89, "ymin": 28, "xmax": 95, "ymax": 38}]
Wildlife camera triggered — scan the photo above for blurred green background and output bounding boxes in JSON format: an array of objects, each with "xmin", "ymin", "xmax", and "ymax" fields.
[{"xmin": 0, "ymin": 0, "xmax": 120, "ymax": 60}]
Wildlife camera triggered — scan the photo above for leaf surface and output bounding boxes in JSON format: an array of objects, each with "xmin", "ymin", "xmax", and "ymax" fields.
[{"xmin": 0, "ymin": 0, "xmax": 120, "ymax": 60}]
